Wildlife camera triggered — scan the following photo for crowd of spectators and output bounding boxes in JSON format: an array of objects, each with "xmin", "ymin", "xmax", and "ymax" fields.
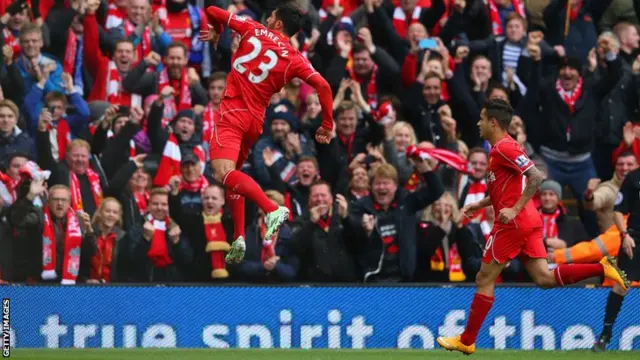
[{"xmin": 1, "ymin": 0, "xmax": 639, "ymax": 285}]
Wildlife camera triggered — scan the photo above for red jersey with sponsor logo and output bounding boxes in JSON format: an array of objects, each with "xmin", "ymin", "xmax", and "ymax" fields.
[
  {"xmin": 206, "ymin": 7, "xmax": 320, "ymax": 120},
  {"xmin": 487, "ymin": 135, "xmax": 541, "ymax": 229}
]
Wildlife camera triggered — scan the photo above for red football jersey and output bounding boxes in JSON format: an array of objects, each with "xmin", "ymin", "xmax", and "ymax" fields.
[
  {"xmin": 208, "ymin": 8, "xmax": 320, "ymax": 119},
  {"xmin": 487, "ymin": 136, "xmax": 542, "ymax": 229}
]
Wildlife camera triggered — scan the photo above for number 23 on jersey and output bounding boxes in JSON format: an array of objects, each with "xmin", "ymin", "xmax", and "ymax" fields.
[{"xmin": 233, "ymin": 36, "xmax": 279, "ymax": 84}]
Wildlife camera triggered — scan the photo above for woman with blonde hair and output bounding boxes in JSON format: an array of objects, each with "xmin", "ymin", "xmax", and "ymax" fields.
[
  {"xmin": 415, "ymin": 192, "xmax": 481, "ymax": 283},
  {"xmin": 83, "ymin": 197, "xmax": 133, "ymax": 283}
]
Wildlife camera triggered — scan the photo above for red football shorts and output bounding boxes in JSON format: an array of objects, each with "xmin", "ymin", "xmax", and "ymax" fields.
[
  {"xmin": 482, "ymin": 226, "xmax": 546, "ymax": 264},
  {"xmin": 209, "ymin": 100, "xmax": 263, "ymax": 167}
]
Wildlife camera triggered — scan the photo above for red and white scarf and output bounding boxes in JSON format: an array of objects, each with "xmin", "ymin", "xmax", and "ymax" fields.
[
  {"xmin": 41, "ymin": 206, "xmax": 82, "ymax": 284},
  {"xmin": 134, "ymin": 191, "xmax": 149, "ymax": 215},
  {"xmin": 158, "ymin": 67, "xmax": 192, "ymax": 127},
  {"xmin": 146, "ymin": 214, "xmax": 173, "ymax": 268},
  {"xmin": 124, "ymin": 20, "xmax": 151, "ymax": 63},
  {"xmin": 105, "ymin": 3, "xmax": 126, "ymax": 30},
  {"xmin": 488, "ymin": 0, "xmax": 526, "ymax": 36},
  {"xmin": 179, "ymin": 174, "xmax": 209, "ymax": 193},
  {"xmin": 392, "ymin": 6, "xmax": 422, "ymax": 39},
  {"xmin": 556, "ymin": 76, "xmax": 583, "ymax": 114},
  {"xmin": 202, "ymin": 103, "xmax": 216, "ymax": 143},
  {"xmin": 70, "ymin": 168, "xmax": 103, "ymax": 212},
  {"xmin": 153, "ymin": 133, "xmax": 205, "ymax": 186},
  {"xmin": 63, "ymin": 29, "xmax": 77, "ymax": 75},
  {"xmin": 90, "ymin": 232, "xmax": 116, "ymax": 282},
  {"xmin": 3, "ymin": 28, "xmax": 20, "ymax": 59},
  {"xmin": 49, "ymin": 119, "xmax": 72, "ymax": 162},
  {"xmin": 106, "ymin": 61, "xmax": 142, "ymax": 107},
  {"xmin": 460, "ymin": 178, "xmax": 491, "ymax": 241},
  {"xmin": 0, "ymin": 171, "xmax": 18, "ymax": 204},
  {"xmin": 349, "ymin": 63, "xmax": 378, "ymax": 109},
  {"xmin": 540, "ymin": 208, "xmax": 561, "ymax": 239}
]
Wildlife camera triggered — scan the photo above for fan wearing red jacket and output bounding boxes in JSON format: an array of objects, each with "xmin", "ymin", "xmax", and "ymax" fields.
[{"xmin": 200, "ymin": 2, "xmax": 334, "ymax": 264}]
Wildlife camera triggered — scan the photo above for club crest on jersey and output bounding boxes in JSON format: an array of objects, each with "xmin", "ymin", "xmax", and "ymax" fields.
[
  {"xmin": 488, "ymin": 171, "xmax": 496, "ymax": 183},
  {"xmin": 515, "ymin": 155, "xmax": 530, "ymax": 169}
]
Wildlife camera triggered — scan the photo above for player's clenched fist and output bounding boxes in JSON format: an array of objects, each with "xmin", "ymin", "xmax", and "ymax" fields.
[
  {"xmin": 498, "ymin": 207, "xmax": 517, "ymax": 224},
  {"xmin": 315, "ymin": 127, "xmax": 332, "ymax": 144}
]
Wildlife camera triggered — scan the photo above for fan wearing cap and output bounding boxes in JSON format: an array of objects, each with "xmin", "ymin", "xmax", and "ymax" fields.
[
  {"xmin": 525, "ymin": 33, "xmax": 623, "ymax": 237},
  {"xmin": 253, "ymin": 101, "xmax": 313, "ymax": 189},
  {"xmin": 150, "ymin": 99, "xmax": 208, "ymax": 187},
  {"xmin": 166, "ymin": 152, "xmax": 210, "ymax": 219}
]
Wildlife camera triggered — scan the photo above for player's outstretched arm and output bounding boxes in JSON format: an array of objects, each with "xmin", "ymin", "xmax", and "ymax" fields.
[
  {"xmin": 476, "ymin": 196, "xmax": 492, "ymax": 209},
  {"xmin": 204, "ymin": 5, "xmax": 250, "ymax": 34},
  {"xmin": 513, "ymin": 166, "xmax": 544, "ymax": 213},
  {"xmin": 306, "ymin": 75, "xmax": 333, "ymax": 128}
]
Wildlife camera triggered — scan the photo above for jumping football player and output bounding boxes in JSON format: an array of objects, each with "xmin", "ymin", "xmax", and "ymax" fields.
[
  {"xmin": 199, "ymin": 2, "xmax": 334, "ymax": 263},
  {"xmin": 436, "ymin": 99, "xmax": 630, "ymax": 355}
]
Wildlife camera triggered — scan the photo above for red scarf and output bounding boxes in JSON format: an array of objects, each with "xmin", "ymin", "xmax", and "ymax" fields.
[
  {"xmin": 0, "ymin": 171, "xmax": 18, "ymax": 203},
  {"xmin": 48, "ymin": 119, "xmax": 71, "ymax": 161},
  {"xmin": 105, "ymin": 3, "xmax": 126, "ymax": 29},
  {"xmin": 259, "ymin": 217, "xmax": 276, "ymax": 263},
  {"xmin": 63, "ymin": 29, "xmax": 77, "ymax": 75},
  {"xmin": 106, "ymin": 61, "xmax": 142, "ymax": 107},
  {"xmin": 90, "ymin": 232, "xmax": 116, "ymax": 282},
  {"xmin": 488, "ymin": 0, "xmax": 526, "ymax": 36},
  {"xmin": 146, "ymin": 214, "xmax": 173, "ymax": 268},
  {"xmin": 179, "ymin": 174, "xmax": 209, "ymax": 193},
  {"xmin": 338, "ymin": 132, "xmax": 356, "ymax": 163},
  {"xmin": 392, "ymin": 6, "xmax": 422, "ymax": 39},
  {"xmin": 202, "ymin": 103, "xmax": 216, "ymax": 144},
  {"xmin": 203, "ymin": 211, "xmax": 230, "ymax": 278},
  {"xmin": 432, "ymin": 0, "xmax": 453, "ymax": 36},
  {"xmin": 461, "ymin": 179, "xmax": 487, "ymax": 222},
  {"xmin": 283, "ymin": 191, "xmax": 296, "ymax": 221},
  {"xmin": 41, "ymin": 206, "xmax": 82, "ymax": 284},
  {"xmin": 123, "ymin": 20, "xmax": 151, "ymax": 62},
  {"xmin": 70, "ymin": 168, "xmax": 103, "ymax": 212},
  {"xmin": 134, "ymin": 191, "xmax": 149, "ymax": 215},
  {"xmin": 568, "ymin": 0, "xmax": 583, "ymax": 21},
  {"xmin": 556, "ymin": 76, "xmax": 583, "ymax": 114},
  {"xmin": 349, "ymin": 63, "xmax": 378, "ymax": 109},
  {"xmin": 316, "ymin": 207, "xmax": 333, "ymax": 232},
  {"xmin": 540, "ymin": 208, "xmax": 561, "ymax": 239},
  {"xmin": 158, "ymin": 67, "xmax": 192, "ymax": 128}
]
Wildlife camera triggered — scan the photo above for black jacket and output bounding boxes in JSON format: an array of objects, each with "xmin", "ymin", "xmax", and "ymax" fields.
[
  {"xmin": 291, "ymin": 211, "xmax": 358, "ymax": 282},
  {"xmin": 346, "ymin": 171, "xmax": 444, "ymax": 281},
  {"xmin": 523, "ymin": 54, "xmax": 623, "ymax": 154}
]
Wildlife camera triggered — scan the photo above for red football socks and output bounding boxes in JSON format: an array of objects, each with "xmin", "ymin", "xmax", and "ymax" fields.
[
  {"xmin": 461, "ymin": 293, "xmax": 494, "ymax": 346},
  {"xmin": 223, "ymin": 170, "xmax": 278, "ymax": 214},
  {"xmin": 225, "ymin": 190, "xmax": 245, "ymax": 239},
  {"xmin": 553, "ymin": 263, "xmax": 604, "ymax": 286}
]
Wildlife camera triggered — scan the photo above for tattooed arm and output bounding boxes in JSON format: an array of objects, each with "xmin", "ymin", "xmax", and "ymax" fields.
[{"xmin": 513, "ymin": 166, "xmax": 545, "ymax": 213}]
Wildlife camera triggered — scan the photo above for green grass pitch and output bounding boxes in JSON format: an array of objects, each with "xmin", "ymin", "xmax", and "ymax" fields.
[{"xmin": 6, "ymin": 349, "xmax": 639, "ymax": 360}]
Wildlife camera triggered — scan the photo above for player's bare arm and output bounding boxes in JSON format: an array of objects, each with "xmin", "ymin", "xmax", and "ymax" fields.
[
  {"xmin": 498, "ymin": 166, "xmax": 544, "ymax": 224},
  {"xmin": 460, "ymin": 196, "xmax": 492, "ymax": 219},
  {"xmin": 304, "ymin": 69, "xmax": 335, "ymax": 144}
]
